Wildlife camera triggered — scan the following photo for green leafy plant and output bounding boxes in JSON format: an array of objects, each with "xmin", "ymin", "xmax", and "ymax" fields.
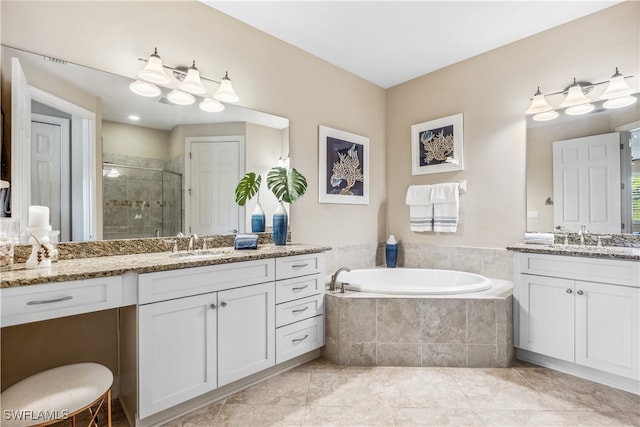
[
  {"xmin": 266, "ymin": 167, "xmax": 308, "ymax": 204},
  {"xmin": 234, "ymin": 172, "xmax": 262, "ymax": 206}
]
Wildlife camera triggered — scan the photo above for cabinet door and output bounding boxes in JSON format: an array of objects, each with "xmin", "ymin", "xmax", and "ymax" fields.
[
  {"xmin": 138, "ymin": 293, "xmax": 218, "ymax": 418},
  {"xmin": 518, "ymin": 274, "xmax": 575, "ymax": 362},
  {"xmin": 218, "ymin": 282, "xmax": 275, "ymax": 386},
  {"xmin": 575, "ymin": 281, "xmax": 639, "ymax": 380}
]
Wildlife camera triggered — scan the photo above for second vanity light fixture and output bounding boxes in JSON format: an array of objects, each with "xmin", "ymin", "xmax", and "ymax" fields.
[
  {"xmin": 129, "ymin": 48, "xmax": 239, "ymax": 113},
  {"xmin": 526, "ymin": 67, "xmax": 637, "ymax": 122}
]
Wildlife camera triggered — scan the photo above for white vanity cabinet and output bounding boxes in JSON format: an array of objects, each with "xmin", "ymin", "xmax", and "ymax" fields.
[
  {"xmin": 513, "ymin": 252, "xmax": 640, "ymax": 392},
  {"xmin": 274, "ymin": 254, "xmax": 326, "ymax": 363},
  {"xmin": 136, "ymin": 259, "xmax": 275, "ymax": 418}
]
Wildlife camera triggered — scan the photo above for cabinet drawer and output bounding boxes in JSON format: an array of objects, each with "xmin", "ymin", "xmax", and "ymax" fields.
[
  {"xmin": 275, "ymin": 273, "xmax": 323, "ymax": 304},
  {"xmin": 276, "ymin": 293, "xmax": 324, "ymax": 328},
  {"xmin": 276, "ymin": 315, "xmax": 324, "ymax": 363},
  {"xmin": 516, "ymin": 253, "xmax": 639, "ymax": 287},
  {"xmin": 276, "ymin": 253, "xmax": 325, "ymax": 280},
  {"xmin": 0, "ymin": 276, "xmax": 123, "ymax": 327},
  {"xmin": 139, "ymin": 258, "xmax": 275, "ymax": 304}
]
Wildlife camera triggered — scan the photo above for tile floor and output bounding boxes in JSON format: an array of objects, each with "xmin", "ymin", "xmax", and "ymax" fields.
[{"xmin": 102, "ymin": 358, "xmax": 640, "ymax": 426}]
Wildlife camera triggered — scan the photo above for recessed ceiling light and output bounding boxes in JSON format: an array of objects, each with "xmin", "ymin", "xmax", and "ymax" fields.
[{"xmin": 128, "ymin": 115, "xmax": 141, "ymax": 121}]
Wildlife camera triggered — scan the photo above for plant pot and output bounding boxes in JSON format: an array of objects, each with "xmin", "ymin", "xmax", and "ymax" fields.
[
  {"xmin": 272, "ymin": 201, "xmax": 288, "ymax": 246},
  {"xmin": 251, "ymin": 202, "xmax": 265, "ymax": 233}
]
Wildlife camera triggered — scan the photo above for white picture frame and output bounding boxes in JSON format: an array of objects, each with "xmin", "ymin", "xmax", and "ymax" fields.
[
  {"xmin": 411, "ymin": 113, "xmax": 464, "ymax": 175},
  {"xmin": 318, "ymin": 125, "xmax": 370, "ymax": 205}
]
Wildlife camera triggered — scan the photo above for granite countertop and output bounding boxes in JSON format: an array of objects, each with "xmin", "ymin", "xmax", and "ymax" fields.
[
  {"xmin": 1, "ymin": 244, "xmax": 331, "ymax": 288},
  {"xmin": 507, "ymin": 244, "xmax": 640, "ymax": 261}
]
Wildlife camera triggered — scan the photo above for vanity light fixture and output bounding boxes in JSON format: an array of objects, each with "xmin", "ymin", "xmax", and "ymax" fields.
[
  {"xmin": 167, "ymin": 90, "xmax": 195, "ymax": 106},
  {"xmin": 137, "ymin": 48, "xmax": 171, "ymax": 85},
  {"xmin": 178, "ymin": 61, "xmax": 207, "ymax": 95},
  {"xmin": 560, "ymin": 78, "xmax": 594, "ymax": 115},
  {"xmin": 526, "ymin": 68, "xmax": 637, "ymax": 121},
  {"xmin": 129, "ymin": 80, "xmax": 161, "ymax": 97},
  {"xmin": 601, "ymin": 67, "xmax": 637, "ymax": 109},
  {"xmin": 131, "ymin": 49, "xmax": 240, "ymax": 112}
]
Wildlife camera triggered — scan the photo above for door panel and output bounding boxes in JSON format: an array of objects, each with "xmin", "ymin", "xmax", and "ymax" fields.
[
  {"xmin": 553, "ymin": 132, "xmax": 621, "ymax": 233},
  {"xmin": 189, "ymin": 140, "xmax": 241, "ymax": 234}
]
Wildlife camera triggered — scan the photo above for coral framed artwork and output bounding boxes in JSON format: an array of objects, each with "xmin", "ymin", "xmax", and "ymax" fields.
[
  {"xmin": 411, "ymin": 113, "xmax": 464, "ymax": 175},
  {"xmin": 318, "ymin": 125, "xmax": 369, "ymax": 204}
]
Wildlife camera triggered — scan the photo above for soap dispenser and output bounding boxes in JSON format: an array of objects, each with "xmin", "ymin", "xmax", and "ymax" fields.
[{"xmin": 385, "ymin": 234, "xmax": 398, "ymax": 268}]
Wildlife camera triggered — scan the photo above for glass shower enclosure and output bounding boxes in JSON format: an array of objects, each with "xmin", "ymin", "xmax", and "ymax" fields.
[{"xmin": 102, "ymin": 163, "xmax": 182, "ymax": 240}]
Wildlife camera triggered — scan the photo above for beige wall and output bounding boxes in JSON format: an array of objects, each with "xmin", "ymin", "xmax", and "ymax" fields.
[
  {"xmin": 102, "ymin": 120, "xmax": 170, "ymax": 160},
  {"xmin": 386, "ymin": 1, "xmax": 639, "ymax": 248},
  {"xmin": 1, "ymin": 0, "xmax": 387, "ymax": 247}
]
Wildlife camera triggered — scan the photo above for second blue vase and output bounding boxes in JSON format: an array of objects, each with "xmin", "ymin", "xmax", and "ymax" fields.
[{"xmin": 272, "ymin": 202, "xmax": 288, "ymax": 246}]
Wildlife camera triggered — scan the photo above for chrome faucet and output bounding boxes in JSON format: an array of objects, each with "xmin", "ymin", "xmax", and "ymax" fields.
[
  {"xmin": 188, "ymin": 233, "xmax": 199, "ymax": 252},
  {"xmin": 329, "ymin": 267, "xmax": 351, "ymax": 291},
  {"xmin": 578, "ymin": 225, "xmax": 588, "ymax": 246}
]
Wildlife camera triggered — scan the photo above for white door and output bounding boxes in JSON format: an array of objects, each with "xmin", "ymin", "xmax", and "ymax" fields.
[
  {"xmin": 217, "ymin": 282, "xmax": 275, "ymax": 386},
  {"xmin": 31, "ymin": 115, "xmax": 70, "ymax": 240},
  {"xmin": 138, "ymin": 292, "xmax": 218, "ymax": 418},
  {"xmin": 189, "ymin": 140, "xmax": 242, "ymax": 235},
  {"xmin": 553, "ymin": 132, "xmax": 621, "ymax": 233},
  {"xmin": 575, "ymin": 281, "xmax": 639, "ymax": 380},
  {"xmin": 518, "ymin": 274, "xmax": 575, "ymax": 362}
]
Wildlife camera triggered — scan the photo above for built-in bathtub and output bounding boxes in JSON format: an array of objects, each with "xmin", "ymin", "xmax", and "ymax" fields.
[
  {"xmin": 323, "ymin": 268, "xmax": 514, "ymax": 368},
  {"xmin": 339, "ymin": 268, "xmax": 492, "ymax": 295}
]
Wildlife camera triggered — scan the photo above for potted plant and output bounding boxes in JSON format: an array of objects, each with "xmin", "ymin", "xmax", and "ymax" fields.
[
  {"xmin": 235, "ymin": 172, "xmax": 265, "ymax": 232},
  {"xmin": 266, "ymin": 167, "xmax": 308, "ymax": 245}
]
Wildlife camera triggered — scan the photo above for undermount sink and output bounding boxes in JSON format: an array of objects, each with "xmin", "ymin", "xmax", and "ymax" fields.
[{"xmin": 170, "ymin": 249, "xmax": 234, "ymax": 259}]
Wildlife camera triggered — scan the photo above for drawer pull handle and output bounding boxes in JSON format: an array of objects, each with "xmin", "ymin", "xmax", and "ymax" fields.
[
  {"xmin": 292, "ymin": 306, "xmax": 309, "ymax": 314},
  {"xmin": 291, "ymin": 263, "xmax": 309, "ymax": 269},
  {"xmin": 221, "ymin": 301, "xmax": 228, "ymax": 307},
  {"xmin": 292, "ymin": 334, "xmax": 309, "ymax": 344},
  {"xmin": 210, "ymin": 304, "xmax": 217, "ymax": 310},
  {"xmin": 566, "ymin": 288, "xmax": 573, "ymax": 294},
  {"xmin": 576, "ymin": 290, "xmax": 584, "ymax": 295},
  {"xmin": 291, "ymin": 285, "xmax": 308, "ymax": 291},
  {"xmin": 27, "ymin": 296, "xmax": 74, "ymax": 305}
]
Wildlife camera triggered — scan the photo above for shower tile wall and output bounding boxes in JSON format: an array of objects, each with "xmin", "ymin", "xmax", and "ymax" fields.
[{"xmin": 103, "ymin": 153, "xmax": 182, "ymax": 240}]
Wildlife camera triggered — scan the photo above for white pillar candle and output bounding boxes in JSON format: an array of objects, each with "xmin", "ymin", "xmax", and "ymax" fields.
[{"xmin": 28, "ymin": 205, "xmax": 49, "ymax": 227}]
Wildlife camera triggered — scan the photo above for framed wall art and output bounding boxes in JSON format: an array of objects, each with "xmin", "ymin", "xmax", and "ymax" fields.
[
  {"xmin": 318, "ymin": 125, "xmax": 369, "ymax": 204},
  {"xmin": 411, "ymin": 113, "xmax": 464, "ymax": 175}
]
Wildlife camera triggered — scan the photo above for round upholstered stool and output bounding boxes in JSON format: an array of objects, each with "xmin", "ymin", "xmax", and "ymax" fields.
[{"xmin": 1, "ymin": 363, "xmax": 113, "ymax": 427}]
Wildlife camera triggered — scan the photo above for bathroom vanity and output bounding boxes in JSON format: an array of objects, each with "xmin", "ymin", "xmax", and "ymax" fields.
[
  {"xmin": 0, "ymin": 244, "xmax": 328, "ymax": 426},
  {"xmin": 510, "ymin": 245, "xmax": 639, "ymax": 394}
]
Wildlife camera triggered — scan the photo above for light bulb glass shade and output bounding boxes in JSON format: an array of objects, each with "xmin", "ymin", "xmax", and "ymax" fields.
[
  {"xmin": 560, "ymin": 83, "xmax": 591, "ymax": 108},
  {"xmin": 138, "ymin": 49, "xmax": 171, "ymax": 85},
  {"xmin": 179, "ymin": 62, "xmax": 207, "ymax": 95},
  {"xmin": 601, "ymin": 73, "xmax": 634, "ymax": 100},
  {"xmin": 167, "ymin": 90, "xmax": 195, "ymax": 106},
  {"xmin": 565, "ymin": 103, "xmax": 595, "ymax": 115},
  {"xmin": 214, "ymin": 72, "xmax": 239, "ymax": 103},
  {"xmin": 603, "ymin": 95, "xmax": 637, "ymax": 109},
  {"xmin": 129, "ymin": 80, "xmax": 161, "ymax": 97},
  {"xmin": 199, "ymin": 98, "xmax": 225, "ymax": 112},
  {"xmin": 532, "ymin": 110, "xmax": 559, "ymax": 121},
  {"xmin": 526, "ymin": 88, "xmax": 553, "ymax": 114}
]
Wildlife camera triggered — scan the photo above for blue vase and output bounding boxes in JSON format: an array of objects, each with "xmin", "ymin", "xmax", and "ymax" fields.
[
  {"xmin": 272, "ymin": 202, "xmax": 288, "ymax": 246},
  {"xmin": 386, "ymin": 243, "xmax": 398, "ymax": 268},
  {"xmin": 251, "ymin": 202, "xmax": 265, "ymax": 233}
]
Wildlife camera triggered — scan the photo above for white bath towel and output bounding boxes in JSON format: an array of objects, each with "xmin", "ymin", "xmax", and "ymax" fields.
[
  {"xmin": 430, "ymin": 182, "xmax": 459, "ymax": 233},
  {"xmin": 405, "ymin": 185, "xmax": 433, "ymax": 232},
  {"xmin": 524, "ymin": 232, "xmax": 554, "ymax": 245}
]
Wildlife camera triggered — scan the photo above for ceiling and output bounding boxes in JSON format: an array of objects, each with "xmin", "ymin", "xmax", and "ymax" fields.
[{"xmin": 203, "ymin": 1, "xmax": 623, "ymax": 89}]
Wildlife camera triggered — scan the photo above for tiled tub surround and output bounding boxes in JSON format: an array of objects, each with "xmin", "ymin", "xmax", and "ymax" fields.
[{"xmin": 324, "ymin": 279, "xmax": 514, "ymax": 368}]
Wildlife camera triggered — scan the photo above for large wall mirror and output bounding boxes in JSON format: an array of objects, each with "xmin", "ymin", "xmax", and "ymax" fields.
[
  {"xmin": 0, "ymin": 45, "xmax": 289, "ymax": 242},
  {"xmin": 526, "ymin": 98, "xmax": 639, "ymax": 235}
]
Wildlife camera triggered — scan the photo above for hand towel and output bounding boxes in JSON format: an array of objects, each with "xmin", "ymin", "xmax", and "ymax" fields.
[
  {"xmin": 430, "ymin": 182, "xmax": 459, "ymax": 233},
  {"xmin": 524, "ymin": 232, "xmax": 554, "ymax": 245},
  {"xmin": 234, "ymin": 233, "xmax": 258, "ymax": 250},
  {"xmin": 405, "ymin": 185, "xmax": 433, "ymax": 231}
]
